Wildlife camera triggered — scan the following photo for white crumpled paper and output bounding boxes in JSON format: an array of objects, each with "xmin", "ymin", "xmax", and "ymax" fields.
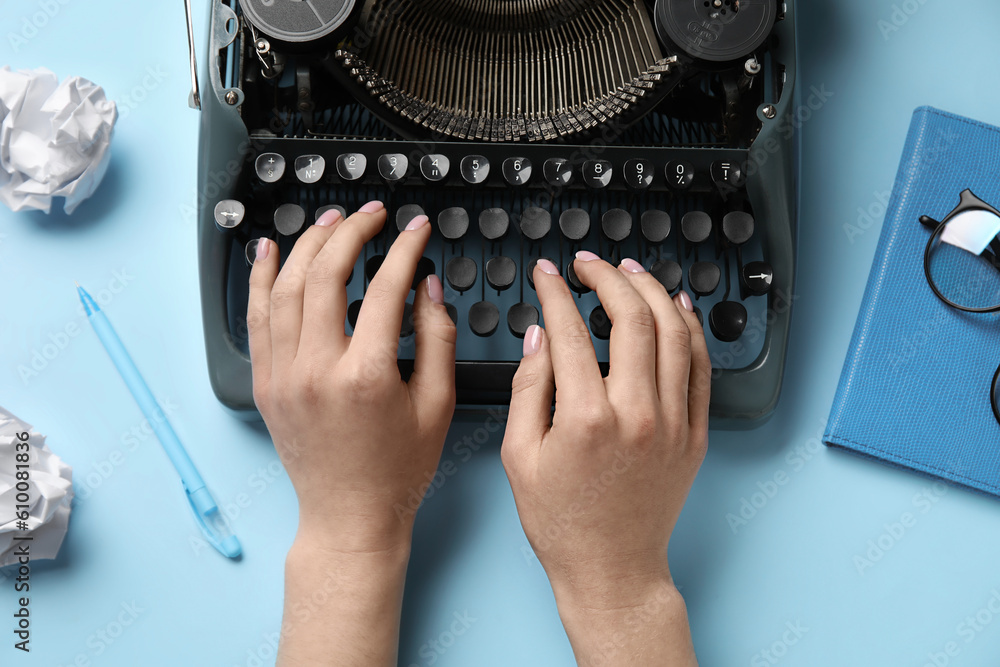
[
  {"xmin": 0, "ymin": 66, "xmax": 117, "ymax": 215},
  {"xmin": 0, "ymin": 407, "xmax": 73, "ymax": 567}
]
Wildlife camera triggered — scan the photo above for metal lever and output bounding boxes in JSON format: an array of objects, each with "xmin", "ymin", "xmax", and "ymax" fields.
[{"xmin": 184, "ymin": 0, "xmax": 201, "ymax": 110}]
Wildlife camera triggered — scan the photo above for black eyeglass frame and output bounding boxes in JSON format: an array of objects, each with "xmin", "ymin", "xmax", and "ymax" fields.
[{"xmin": 919, "ymin": 188, "xmax": 1000, "ymax": 425}]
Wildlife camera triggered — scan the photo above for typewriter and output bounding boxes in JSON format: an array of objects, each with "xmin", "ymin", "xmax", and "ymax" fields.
[{"xmin": 189, "ymin": 0, "xmax": 798, "ymax": 427}]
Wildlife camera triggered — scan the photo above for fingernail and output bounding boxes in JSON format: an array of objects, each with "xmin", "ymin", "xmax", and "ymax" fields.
[
  {"xmin": 620, "ymin": 258, "xmax": 646, "ymax": 273},
  {"xmin": 575, "ymin": 250, "xmax": 601, "ymax": 262},
  {"xmin": 426, "ymin": 274, "xmax": 444, "ymax": 304},
  {"xmin": 535, "ymin": 258, "xmax": 559, "ymax": 276},
  {"xmin": 359, "ymin": 200, "xmax": 384, "ymax": 214},
  {"xmin": 523, "ymin": 325, "xmax": 542, "ymax": 356},
  {"xmin": 255, "ymin": 238, "xmax": 270, "ymax": 261},
  {"xmin": 677, "ymin": 290, "xmax": 694, "ymax": 312},
  {"xmin": 315, "ymin": 209, "xmax": 342, "ymax": 227},
  {"xmin": 405, "ymin": 214, "xmax": 429, "ymax": 231}
]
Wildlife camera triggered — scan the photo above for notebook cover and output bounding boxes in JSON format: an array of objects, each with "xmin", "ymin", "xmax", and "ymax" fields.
[{"xmin": 824, "ymin": 106, "xmax": 1000, "ymax": 497}]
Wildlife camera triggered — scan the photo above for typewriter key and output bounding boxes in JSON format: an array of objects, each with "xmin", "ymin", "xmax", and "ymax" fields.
[
  {"xmin": 589, "ymin": 306, "xmax": 612, "ymax": 341},
  {"xmin": 396, "ymin": 204, "xmax": 425, "ymax": 232},
  {"xmin": 507, "ymin": 303, "xmax": 539, "ymax": 339},
  {"xmin": 446, "ymin": 257, "xmax": 477, "ymax": 293},
  {"xmin": 294, "ymin": 155, "xmax": 325, "ymax": 184},
  {"xmin": 255, "ymin": 153, "xmax": 285, "ymax": 183},
  {"xmin": 723, "ymin": 211, "xmax": 755, "ymax": 246},
  {"xmin": 347, "ymin": 299, "xmax": 363, "ymax": 330},
  {"xmin": 525, "ymin": 258, "xmax": 554, "ymax": 290},
  {"xmin": 420, "ymin": 154, "xmax": 451, "ymax": 182},
  {"xmin": 519, "ymin": 207, "xmax": 551, "ymax": 241},
  {"xmin": 315, "ymin": 205, "xmax": 346, "ymax": 222},
  {"xmin": 411, "ymin": 257, "xmax": 436, "ymax": 291},
  {"xmin": 688, "ymin": 262, "xmax": 721, "ymax": 297},
  {"xmin": 742, "ymin": 261, "xmax": 774, "ymax": 296},
  {"xmin": 503, "ymin": 157, "xmax": 532, "ymax": 186},
  {"xmin": 640, "ymin": 210, "xmax": 671, "ymax": 243},
  {"xmin": 479, "ymin": 209, "xmax": 510, "ymax": 241},
  {"xmin": 583, "ymin": 160, "xmax": 613, "ymax": 189},
  {"xmin": 469, "ymin": 301, "xmax": 500, "ymax": 337},
  {"xmin": 438, "ymin": 207, "xmax": 470, "ymax": 241},
  {"xmin": 681, "ymin": 211, "xmax": 713, "ymax": 244},
  {"xmin": 566, "ymin": 260, "xmax": 591, "ymax": 294},
  {"xmin": 378, "ymin": 154, "xmax": 409, "ymax": 183},
  {"xmin": 274, "ymin": 203, "xmax": 307, "ymax": 236},
  {"xmin": 649, "ymin": 259, "xmax": 682, "ymax": 293},
  {"xmin": 214, "ymin": 200, "xmax": 245, "ymax": 230},
  {"xmin": 666, "ymin": 161, "xmax": 694, "ymax": 190},
  {"xmin": 543, "ymin": 158, "xmax": 574, "ymax": 187},
  {"xmin": 624, "ymin": 159, "xmax": 654, "ymax": 191},
  {"xmin": 709, "ymin": 301, "xmax": 748, "ymax": 343},
  {"xmin": 336, "ymin": 153, "xmax": 366, "ymax": 181},
  {"xmin": 460, "ymin": 155, "xmax": 490, "ymax": 184},
  {"xmin": 712, "ymin": 161, "xmax": 745, "ymax": 191},
  {"xmin": 601, "ymin": 209, "xmax": 633, "ymax": 243},
  {"xmin": 486, "ymin": 256, "xmax": 517, "ymax": 291}
]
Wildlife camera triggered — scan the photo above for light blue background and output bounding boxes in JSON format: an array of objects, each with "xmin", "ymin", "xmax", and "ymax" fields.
[{"xmin": 2, "ymin": 1, "xmax": 1000, "ymax": 665}]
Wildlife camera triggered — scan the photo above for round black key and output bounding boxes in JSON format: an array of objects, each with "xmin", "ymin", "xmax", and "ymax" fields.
[
  {"xmin": 688, "ymin": 262, "xmax": 721, "ymax": 297},
  {"xmin": 461, "ymin": 155, "xmax": 490, "ymax": 184},
  {"xmin": 520, "ymin": 207, "xmax": 551, "ymax": 241},
  {"xmin": 378, "ymin": 153, "xmax": 408, "ymax": 182},
  {"xmin": 469, "ymin": 301, "xmax": 500, "ymax": 337},
  {"xmin": 566, "ymin": 260, "xmax": 590, "ymax": 294},
  {"xmin": 693, "ymin": 306, "xmax": 703, "ymax": 327},
  {"xmin": 525, "ymin": 257, "xmax": 553, "ymax": 290},
  {"xmin": 681, "ymin": 211, "xmax": 713, "ymax": 243},
  {"xmin": 723, "ymin": 211, "xmax": 755, "ymax": 246},
  {"xmin": 589, "ymin": 306, "xmax": 612, "ymax": 340},
  {"xmin": 582, "ymin": 160, "xmax": 613, "ymax": 188},
  {"xmin": 255, "ymin": 153, "xmax": 285, "ymax": 183},
  {"xmin": 445, "ymin": 303, "xmax": 458, "ymax": 325},
  {"xmin": 640, "ymin": 210, "xmax": 671, "ymax": 243},
  {"xmin": 400, "ymin": 302, "xmax": 415, "ymax": 338},
  {"xmin": 274, "ymin": 203, "xmax": 306, "ymax": 235},
  {"xmin": 666, "ymin": 160, "xmax": 694, "ymax": 190},
  {"xmin": 294, "ymin": 155, "xmax": 325, "ymax": 184},
  {"xmin": 543, "ymin": 158, "xmax": 574, "ymax": 187},
  {"xmin": 507, "ymin": 303, "xmax": 539, "ymax": 338},
  {"xmin": 336, "ymin": 153, "xmax": 366, "ymax": 181},
  {"xmin": 623, "ymin": 158, "xmax": 654, "ymax": 191},
  {"xmin": 446, "ymin": 256, "xmax": 477, "ymax": 292},
  {"xmin": 503, "ymin": 157, "xmax": 532, "ymax": 186},
  {"xmin": 479, "ymin": 208, "xmax": 509, "ymax": 241},
  {"xmin": 742, "ymin": 261, "xmax": 774, "ymax": 296},
  {"xmin": 438, "ymin": 207, "xmax": 470, "ymax": 241},
  {"xmin": 396, "ymin": 204, "xmax": 425, "ymax": 232},
  {"xmin": 411, "ymin": 257, "xmax": 436, "ymax": 290},
  {"xmin": 601, "ymin": 208, "xmax": 632, "ymax": 242},
  {"xmin": 711, "ymin": 161, "xmax": 744, "ymax": 189},
  {"xmin": 559, "ymin": 208, "xmax": 590, "ymax": 241},
  {"xmin": 709, "ymin": 301, "xmax": 748, "ymax": 343},
  {"xmin": 420, "ymin": 154, "xmax": 450, "ymax": 182},
  {"xmin": 347, "ymin": 299, "xmax": 363, "ymax": 330},
  {"xmin": 214, "ymin": 200, "xmax": 245, "ymax": 230},
  {"xmin": 649, "ymin": 259, "xmax": 682, "ymax": 292},
  {"xmin": 486, "ymin": 256, "xmax": 516, "ymax": 291},
  {"xmin": 315, "ymin": 204, "xmax": 346, "ymax": 222},
  {"xmin": 365, "ymin": 255, "xmax": 385, "ymax": 282}
]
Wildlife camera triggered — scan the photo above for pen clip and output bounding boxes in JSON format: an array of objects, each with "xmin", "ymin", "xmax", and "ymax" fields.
[{"xmin": 185, "ymin": 487, "xmax": 242, "ymax": 559}]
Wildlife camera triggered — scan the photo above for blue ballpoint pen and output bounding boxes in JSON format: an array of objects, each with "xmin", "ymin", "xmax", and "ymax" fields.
[{"xmin": 77, "ymin": 284, "xmax": 242, "ymax": 558}]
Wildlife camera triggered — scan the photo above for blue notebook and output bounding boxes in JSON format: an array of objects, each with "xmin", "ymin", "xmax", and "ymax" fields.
[{"xmin": 824, "ymin": 106, "xmax": 1000, "ymax": 498}]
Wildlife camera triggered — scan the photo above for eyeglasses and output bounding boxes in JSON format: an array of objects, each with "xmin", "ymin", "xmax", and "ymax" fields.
[{"xmin": 919, "ymin": 189, "xmax": 1000, "ymax": 424}]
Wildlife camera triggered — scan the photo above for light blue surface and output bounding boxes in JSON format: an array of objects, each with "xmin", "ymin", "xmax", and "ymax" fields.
[{"xmin": 1, "ymin": 2, "xmax": 1000, "ymax": 665}]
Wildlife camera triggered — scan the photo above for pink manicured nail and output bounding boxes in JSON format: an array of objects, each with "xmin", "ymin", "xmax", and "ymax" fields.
[
  {"xmin": 535, "ymin": 258, "xmax": 560, "ymax": 276},
  {"xmin": 405, "ymin": 214, "xmax": 429, "ymax": 231},
  {"xmin": 677, "ymin": 291, "xmax": 694, "ymax": 312},
  {"xmin": 523, "ymin": 325, "xmax": 542, "ymax": 356},
  {"xmin": 255, "ymin": 238, "xmax": 270, "ymax": 261},
  {"xmin": 315, "ymin": 209, "xmax": 342, "ymax": 227},
  {"xmin": 359, "ymin": 200, "xmax": 384, "ymax": 214},
  {"xmin": 620, "ymin": 258, "xmax": 646, "ymax": 273},
  {"xmin": 426, "ymin": 274, "xmax": 444, "ymax": 304},
  {"xmin": 575, "ymin": 250, "xmax": 601, "ymax": 262}
]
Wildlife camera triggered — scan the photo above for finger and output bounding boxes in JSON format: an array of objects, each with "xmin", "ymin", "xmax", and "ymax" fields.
[
  {"xmin": 268, "ymin": 220, "xmax": 341, "ymax": 368},
  {"xmin": 248, "ymin": 237, "xmax": 279, "ymax": 400},
  {"xmin": 531, "ymin": 259, "xmax": 606, "ymax": 406},
  {"xmin": 673, "ymin": 290, "xmax": 712, "ymax": 438},
  {"xmin": 502, "ymin": 324, "xmax": 553, "ymax": 479},
  {"xmin": 617, "ymin": 259, "xmax": 694, "ymax": 418},
  {"xmin": 571, "ymin": 252, "xmax": 657, "ymax": 402},
  {"xmin": 351, "ymin": 215, "xmax": 432, "ymax": 358},
  {"xmin": 300, "ymin": 204, "xmax": 387, "ymax": 356},
  {"xmin": 409, "ymin": 274, "xmax": 458, "ymax": 421}
]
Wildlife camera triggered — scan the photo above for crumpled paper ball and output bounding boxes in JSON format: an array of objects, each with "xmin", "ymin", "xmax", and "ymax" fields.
[
  {"xmin": 0, "ymin": 66, "xmax": 117, "ymax": 215},
  {"xmin": 0, "ymin": 406, "xmax": 73, "ymax": 567}
]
